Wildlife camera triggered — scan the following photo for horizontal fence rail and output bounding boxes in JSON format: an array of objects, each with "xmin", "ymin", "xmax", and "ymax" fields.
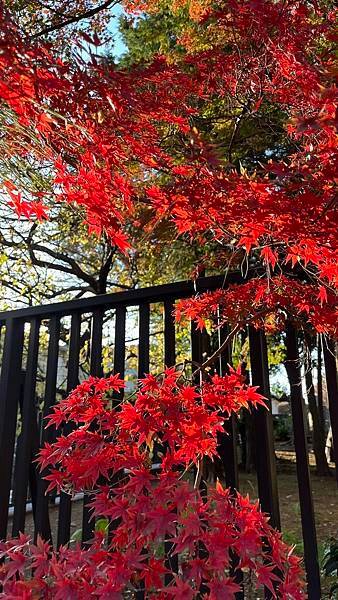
[{"xmin": 0, "ymin": 273, "xmax": 337, "ymax": 599}]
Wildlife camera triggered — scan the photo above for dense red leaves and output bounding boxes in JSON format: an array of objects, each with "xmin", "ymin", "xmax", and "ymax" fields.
[
  {"xmin": 121, "ymin": 1, "xmax": 337, "ymax": 300},
  {"xmin": 0, "ymin": 1, "xmax": 336, "ymax": 596},
  {"xmin": 1, "ymin": 374, "xmax": 305, "ymax": 598},
  {"xmin": 41, "ymin": 368, "xmax": 263, "ymax": 490},
  {"xmin": 176, "ymin": 276, "xmax": 338, "ymax": 337},
  {"xmin": 0, "ymin": 0, "xmax": 337, "ymax": 307},
  {"xmin": 0, "ymin": 8, "xmax": 195, "ymax": 250}
]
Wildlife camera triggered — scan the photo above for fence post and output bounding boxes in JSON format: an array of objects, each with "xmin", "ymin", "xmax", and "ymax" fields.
[
  {"xmin": 57, "ymin": 313, "xmax": 81, "ymax": 548},
  {"xmin": 34, "ymin": 315, "xmax": 60, "ymax": 544},
  {"xmin": 138, "ymin": 303, "xmax": 150, "ymax": 378},
  {"xmin": 82, "ymin": 308, "xmax": 104, "ymax": 545},
  {"xmin": 163, "ymin": 300, "xmax": 178, "ymax": 585},
  {"xmin": 106, "ymin": 305, "xmax": 127, "ymax": 546},
  {"xmin": 215, "ymin": 326, "xmax": 243, "ymax": 599},
  {"xmin": 249, "ymin": 327, "xmax": 280, "ymax": 530},
  {"xmin": 216, "ymin": 325, "xmax": 239, "ymax": 491},
  {"xmin": 0, "ymin": 318, "xmax": 25, "ymax": 540},
  {"xmin": 12, "ymin": 317, "xmax": 41, "ymax": 537},
  {"xmin": 164, "ymin": 300, "xmax": 176, "ymax": 367},
  {"xmin": 114, "ymin": 305, "xmax": 126, "ymax": 393}
]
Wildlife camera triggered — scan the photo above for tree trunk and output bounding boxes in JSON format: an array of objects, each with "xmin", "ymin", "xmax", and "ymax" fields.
[
  {"xmin": 317, "ymin": 334, "xmax": 325, "ymax": 432},
  {"xmin": 284, "ymin": 359, "xmax": 309, "ymax": 441},
  {"xmin": 304, "ymin": 334, "xmax": 330, "ymax": 476}
]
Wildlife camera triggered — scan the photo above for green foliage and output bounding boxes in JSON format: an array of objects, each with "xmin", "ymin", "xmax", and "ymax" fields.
[
  {"xmin": 70, "ymin": 517, "xmax": 109, "ymax": 544},
  {"xmin": 267, "ymin": 334, "xmax": 286, "ymax": 374},
  {"xmin": 271, "ymin": 383, "xmax": 288, "ymax": 398},
  {"xmin": 119, "ymin": 10, "xmax": 186, "ymax": 67},
  {"xmin": 282, "ymin": 530, "xmax": 304, "ymax": 556},
  {"xmin": 273, "ymin": 416, "xmax": 292, "ymax": 442},
  {"xmin": 322, "ymin": 537, "xmax": 338, "ymax": 598},
  {"xmin": 95, "ymin": 518, "xmax": 109, "ymax": 535}
]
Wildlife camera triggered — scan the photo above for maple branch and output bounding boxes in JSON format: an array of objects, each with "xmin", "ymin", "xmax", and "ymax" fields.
[
  {"xmin": 196, "ymin": 324, "xmax": 242, "ymax": 375},
  {"xmin": 194, "ymin": 458, "xmax": 203, "ymax": 489},
  {"xmin": 31, "ymin": 0, "xmax": 118, "ymax": 39},
  {"xmin": 228, "ymin": 102, "xmax": 251, "ymax": 163},
  {"xmin": 192, "ymin": 307, "xmax": 274, "ymax": 378},
  {"xmin": 314, "ymin": 196, "xmax": 337, "ymax": 224}
]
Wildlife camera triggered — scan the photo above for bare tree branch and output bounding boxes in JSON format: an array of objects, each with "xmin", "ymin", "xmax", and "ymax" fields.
[
  {"xmin": 29, "ymin": 242, "xmax": 98, "ymax": 288},
  {"xmin": 31, "ymin": 0, "xmax": 118, "ymax": 39}
]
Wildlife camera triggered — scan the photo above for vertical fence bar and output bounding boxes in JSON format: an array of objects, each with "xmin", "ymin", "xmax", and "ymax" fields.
[
  {"xmin": 163, "ymin": 300, "xmax": 178, "ymax": 584},
  {"xmin": 191, "ymin": 317, "xmax": 211, "ymax": 596},
  {"xmin": 217, "ymin": 326, "xmax": 239, "ymax": 491},
  {"xmin": 0, "ymin": 322, "xmax": 3, "ymax": 359},
  {"xmin": 323, "ymin": 338, "xmax": 338, "ymax": 484},
  {"xmin": 0, "ymin": 318, "xmax": 25, "ymax": 540},
  {"xmin": 57, "ymin": 312, "xmax": 81, "ymax": 548},
  {"xmin": 12, "ymin": 318, "xmax": 41, "ymax": 536},
  {"xmin": 135, "ymin": 305, "xmax": 150, "ymax": 600},
  {"xmin": 249, "ymin": 328, "xmax": 281, "ymax": 600},
  {"xmin": 191, "ymin": 320, "xmax": 203, "ymax": 385},
  {"xmin": 107, "ymin": 305, "xmax": 126, "ymax": 545},
  {"xmin": 221, "ymin": 417, "xmax": 238, "ymax": 490},
  {"xmin": 285, "ymin": 323, "xmax": 321, "ymax": 599},
  {"xmin": 164, "ymin": 301, "xmax": 175, "ymax": 367},
  {"xmin": 215, "ymin": 326, "xmax": 243, "ymax": 599},
  {"xmin": 249, "ymin": 327, "xmax": 280, "ymax": 530},
  {"xmin": 90, "ymin": 308, "xmax": 104, "ymax": 377},
  {"xmin": 12, "ymin": 373, "xmax": 26, "ymax": 508},
  {"xmin": 317, "ymin": 335, "xmax": 324, "ymax": 432},
  {"xmin": 138, "ymin": 303, "xmax": 150, "ymax": 378},
  {"xmin": 34, "ymin": 316, "xmax": 61, "ymax": 543},
  {"xmin": 82, "ymin": 308, "xmax": 104, "ymax": 545},
  {"xmin": 114, "ymin": 305, "xmax": 126, "ymax": 384}
]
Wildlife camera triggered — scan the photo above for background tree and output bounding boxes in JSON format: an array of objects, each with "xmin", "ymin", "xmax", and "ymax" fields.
[
  {"xmin": 4, "ymin": 0, "xmax": 121, "ymax": 43},
  {"xmin": 0, "ymin": 3, "xmax": 336, "ymax": 596},
  {"xmin": 303, "ymin": 332, "xmax": 330, "ymax": 475},
  {"xmin": 1, "ymin": 1, "xmax": 336, "ymax": 483}
]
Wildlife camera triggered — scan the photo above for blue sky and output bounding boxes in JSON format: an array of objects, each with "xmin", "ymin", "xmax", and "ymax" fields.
[{"xmin": 108, "ymin": 3, "xmax": 128, "ymax": 58}]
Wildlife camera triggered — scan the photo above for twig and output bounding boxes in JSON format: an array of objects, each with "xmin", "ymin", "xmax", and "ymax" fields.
[
  {"xmin": 31, "ymin": 0, "xmax": 118, "ymax": 39},
  {"xmin": 228, "ymin": 102, "xmax": 250, "ymax": 163},
  {"xmin": 194, "ymin": 457, "xmax": 203, "ymax": 489},
  {"xmin": 192, "ymin": 307, "xmax": 273, "ymax": 377}
]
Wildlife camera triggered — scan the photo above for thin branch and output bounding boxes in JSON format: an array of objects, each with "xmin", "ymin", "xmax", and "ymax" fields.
[
  {"xmin": 194, "ymin": 458, "xmax": 203, "ymax": 489},
  {"xmin": 228, "ymin": 102, "xmax": 251, "ymax": 163},
  {"xmin": 29, "ymin": 242, "xmax": 97, "ymax": 288},
  {"xmin": 194, "ymin": 323, "xmax": 242, "ymax": 376},
  {"xmin": 193, "ymin": 306, "xmax": 273, "ymax": 377},
  {"xmin": 31, "ymin": 0, "xmax": 118, "ymax": 39},
  {"xmin": 44, "ymin": 285, "xmax": 93, "ymax": 299}
]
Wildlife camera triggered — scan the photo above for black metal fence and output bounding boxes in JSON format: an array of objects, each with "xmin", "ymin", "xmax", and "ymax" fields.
[{"xmin": 0, "ymin": 274, "xmax": 337, "ymax": 599}]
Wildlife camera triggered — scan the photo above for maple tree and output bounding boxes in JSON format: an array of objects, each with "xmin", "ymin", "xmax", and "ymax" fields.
[
  {"xmin": 0, "ymin": 372, "xmax": 305, "ymax": 597},
  {"xmin": 0, "ymin": 0, "xmax": 336, "ymax": 333},
  {"xmin": 0, "ymin": 0, "xmax": 337, "ymax": 597}
]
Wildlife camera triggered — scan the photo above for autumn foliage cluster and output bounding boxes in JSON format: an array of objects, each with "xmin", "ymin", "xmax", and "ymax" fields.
[
  {"xmin": 0, "ymin": 0, "xmax": 336, "ymax": 336},
  {"xmin": 1, "ymin": 371, "xmax": 305, "ymax": 598},
  {"xmin": 0, "ymin": 0, "xmax": 337, "ymax": 597}
]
